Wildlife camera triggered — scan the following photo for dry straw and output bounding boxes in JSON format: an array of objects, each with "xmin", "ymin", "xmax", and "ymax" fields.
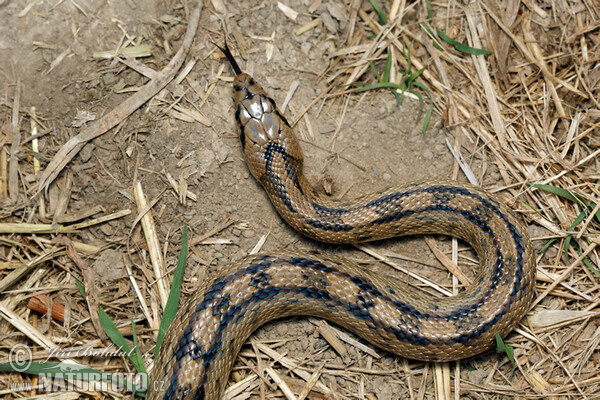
[{"xmin": 0, "ymin": 0, "xmax": 598, "ymax": 399}]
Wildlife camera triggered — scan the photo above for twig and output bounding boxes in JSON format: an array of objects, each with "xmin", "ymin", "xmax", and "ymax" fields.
[
  {"xmin": 8, "ymin": 79, "xmax": 21, "ymax": 201},
  {"xmin": 29, "ymin": 1, "xmax": 204, "ymax": 196}
]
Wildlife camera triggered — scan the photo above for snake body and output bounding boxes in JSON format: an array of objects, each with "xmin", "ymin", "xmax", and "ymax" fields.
[{"xmin": 147, "ymin": 46, "xmax": 536, "ymax": 400}]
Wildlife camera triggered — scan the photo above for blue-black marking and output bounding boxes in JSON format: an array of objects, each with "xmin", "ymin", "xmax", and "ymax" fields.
[
  {"xmin": 262, "ymin": 142, "xmax": 304, "ymax": 213},
  {"xmin": 162, "ymin": 185, "xmax": 527, "ymax": 398},
  {"xmin": 306, "ymin": 218, "xmax": 354, "ymax": 231}
]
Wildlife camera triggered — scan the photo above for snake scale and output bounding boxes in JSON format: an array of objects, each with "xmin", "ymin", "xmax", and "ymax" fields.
[{"xmin": 147, "ymin": 43, "xmax": 536, "ymax": 399}]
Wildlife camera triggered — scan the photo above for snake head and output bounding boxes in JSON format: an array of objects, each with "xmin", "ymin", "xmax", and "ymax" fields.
[
  {"xmin": 232, "ymin": 73, "xmax": 304, "ymax": 180},
  {"xmin": 218, "ymin": 41, "xmax": 303, "ymax": 180}
]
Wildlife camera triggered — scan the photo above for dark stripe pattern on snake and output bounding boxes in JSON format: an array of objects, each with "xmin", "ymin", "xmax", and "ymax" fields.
[{"xmin": 147, "ymin": 43, "xmax": 536, "ymax": 400}]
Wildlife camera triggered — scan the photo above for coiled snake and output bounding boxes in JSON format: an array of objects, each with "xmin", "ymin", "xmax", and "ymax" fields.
[{"xmin": 147, "ymin": 44, "xmax": 535, "ymax": 400}]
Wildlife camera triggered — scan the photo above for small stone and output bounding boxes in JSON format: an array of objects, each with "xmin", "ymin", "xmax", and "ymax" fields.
[
  {"xmin": 99, "ymin": 223, "xmax": 115, "ymax": 236},
  {"xmin": 103, "ymin": 72, "xmax": 116, "ymax": 85}
]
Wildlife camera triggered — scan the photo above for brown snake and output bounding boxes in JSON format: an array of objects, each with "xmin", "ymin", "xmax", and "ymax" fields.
[{"xmin": 147, "ymin": 44, "xmax": 536, "ymax": 400}]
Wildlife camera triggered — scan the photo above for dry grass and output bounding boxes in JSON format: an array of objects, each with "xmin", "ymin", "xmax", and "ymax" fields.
[{"xmin": 1, "ymin": 0, "xmax": 599, "ymax": 399}]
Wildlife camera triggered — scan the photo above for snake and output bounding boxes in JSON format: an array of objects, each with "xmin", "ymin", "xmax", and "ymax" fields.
[{"xmin": 147, "ymin": 43, "xmax": 536, "ymax": 400}]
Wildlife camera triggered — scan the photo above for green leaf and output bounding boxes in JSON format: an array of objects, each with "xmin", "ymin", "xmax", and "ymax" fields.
[
  {"xmin": 454, "ymin": 42, "xmax": 492, "ymax": 55},
  {"xmin": 436, "ymin": 29, "xmax": 460, "ymax": 46},
  {"xmin": 98, "ymin": 308, "xmax": 145, "ymax": 373},
  {"xmin": 422, "ymin": 23, "xmax": 436, "ymax": 40},
  {"xmin": 407, "ymin": 89, "xmax": 424, "ymax": 107},
  {"xmin": 495, "ymin": 330, "xmax": 515, "ymax": 374},
  {"xmin": 130, "ymin": 318, "xmax": 145, "ymax": 396},
  {"xmin": 394, "ymin": 92, "xmax": 402, "ymax": 106},
  {"xmin": 520, "ymin": 196, "xmax": 559, "ymax": 224},
  {"xmin": 564, "ymin": 209, "xmax": 589, "ymax": 261},
  {"xmin": 531, "ymin": 184, "xmax": 588, "ymax": 206},
  {"xmin": 564, "ymin": 239, "xmax": 600, "ymax": 279},
  {"xmin": 407, "ymin": 67, "xmax": 426, "ymax": 85},
  {"xmin": 591, "ymin": 203, "xmax": 600, "ymax": 224},
  {"xmin": 583, "ymin": 257, "xmax": 600, "ymax": 278},
  {"xmin": 155, "ymin": 225, "xmax": 189, "ymax": 360},
  {"xmin": 424, "ymin": 0, "xmax": 433, "ymax": 20},
  {"xmin": 538, "ymin": 237, "xmax": 559, "ymax": 254},
  {"xmin": 368, "ymin": 0, "xmax": 387, "ymax": 25},
  {"xmin": 368, "ymin": 61, "xmax": 382, "ymax": 82},
  {"xmin": 421, "ymin": 101, "xmax": 433, "ymax": 132},
  {"xmin": 130, "ymin": 317, "xmax": 146, "ymax": 374},
  {"xmin": 411, "ymin": 81, "xmax": 431, "ymax": 94},
  {"xmin": 383, "ymin": 52, "xmax": 392, "ymax": 83},
  {"xmin": 75, "ymin": 279, "xmax": 86, "ymax": 297},
  {"xmin": 349, "ymin": 81, "xmax": 407, "ymax": 93},
  {"xmin": 564, "ymin": 208, "xmax": 588, "ymax": 258},
  {"xmin": 436, "ymin": 29, "xmax": 492, "ymax": 55}
]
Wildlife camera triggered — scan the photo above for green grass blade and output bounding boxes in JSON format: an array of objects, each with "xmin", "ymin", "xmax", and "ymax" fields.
[
  {"xmin": 383, "ymin": 52, "xmax": 392, "ymax": 83},
  {"xmin": 583, "ymin": 257, "xmax": 600, "ymax": 278},
  {"xmin": 350, "ymin": 81, "xmax": 407, "ymax": 92},
  {"xmin": 368, "ymin": 0, "xmax": 387, "ymax": 25},
  {"xmin": 368, "ymin": 61, "xmax": 382, "ymax": 82},
  {"xmin": 155, "ymin": 225, "xmax": 189, "ymax": 360},
  {"xmin": 422, "ymin": 22, "xmax": 436, "ymax": 40},
  {"xmin": 538, "ymin": 237, "xmax": 559, "ymax": 254},
  {"xmin": 454, "ymin": 42, "xmax": 492, "ymax": 55},
  {"xmin": 436, "ymin": 29, "xmax": 460, "ymax": 46},
  {"xmin": 436, "ymin": 29, "xmax": 491, "ymax": 55},
  {"xmin": 591, "ymin": 202, "xmax": 600, "ymax": 223},
  {"xmin": 391, "ymin": 89, "xmax": 402, "ymax": 106},
  {"xmin": 532, "ymin": 184, "xmax": 589, "ymax": 206},
  {"xmin": 411, "ymin": 81, "xmax": 431, "ymax": 95},
  {"xmin": 131, "ymin": 318, "xmax": 146, "ymax": 374},
  {"xmin": 520, "ymin": 196, "xmax": 559, "ymax": 224},
  {"xmin": 75, "ymin": 279, "xmax": 86, "ymax": 297},
  {"xmin": 424, "ymin": 0, "xmax": 433, "ymax": 20},
  {"xmin": 408, "ymin": 89, "xmax": 424, "ymax": 107},
  {"xmin": 399, "ymin": 39, "xmax": 413, "ymax": 73},
  {"xmin": 422, "ymin": 101, "xmax": 433, "ymax": 132},
  {"xmin": 495, "ymin": 330, "xmax": 515, "ymax": 374},
  {"xmin": 98, "ymin": 308, "xmax": 145, "ymax": 373},
  {"xmin": 564, "ymin": 209, "xmax": 589, "ymax": 261},
  {"xmin": 407, "ymin": 67, "xmax": 426, "ymax": 85}
]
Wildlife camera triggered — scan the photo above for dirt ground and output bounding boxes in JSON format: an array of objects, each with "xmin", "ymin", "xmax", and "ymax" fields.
[{"xmin": 0, "ymin": 0, "xmax": 575, "ymax": 399}]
